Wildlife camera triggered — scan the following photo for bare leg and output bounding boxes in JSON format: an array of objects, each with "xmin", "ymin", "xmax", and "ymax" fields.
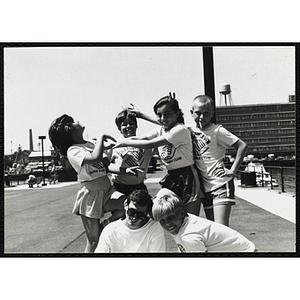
[
  {"xmin": 104, "ymin": 192, "xmax": 127, "ymax": 222},
  {"xmin": 213, "ymin": 204, "xmax": 232, "ymax": 226},
  {"xmin": 80, "ymin": 215, "xmax": 101, "ymax": 253}
]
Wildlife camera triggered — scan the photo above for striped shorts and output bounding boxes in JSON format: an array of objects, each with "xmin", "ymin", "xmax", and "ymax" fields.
[{"xmin": 202, "ymin": 179, "xmax": 236, "ymax": 209}]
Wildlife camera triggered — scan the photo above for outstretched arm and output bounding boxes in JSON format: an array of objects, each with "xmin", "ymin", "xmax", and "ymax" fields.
[
  {"xmin": 108, "ymin": 164, "xmax": 144, "ymax": 176},
  {"xmin": 128, "ymin": 103, "xmax": 159, "ymax": 125},
  {"xmin": 113, "ymin": 135, "xmax": 169, "ymax": 150}
]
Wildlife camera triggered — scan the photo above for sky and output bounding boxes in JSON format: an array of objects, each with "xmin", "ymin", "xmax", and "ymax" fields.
[{"xmin": 4, "ymin": 45, "xmax": 295, "ymax": 155}]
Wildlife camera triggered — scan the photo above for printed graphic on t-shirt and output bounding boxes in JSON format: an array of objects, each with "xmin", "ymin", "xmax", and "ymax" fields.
[
  {"xmin": 121, "ymin": 148, "xmax": 145, "ymax": 166},
  {"xmin": 90, "ymin": 162, "xmax": 106, "ymax": 175},
  {"xmin": 191, "ymin": 131, "xmax": 211, "ymax": 159},
  {"xmin": 159, "ymin": 144, "xmax": 176, "ymax": 162},
  {"xmin": 210, "ymin": 165, "xmax": 226, "ymax": 177},
  {"xmin": 177, "ymin": 244, "xmax": 186, "ymax": 252}
]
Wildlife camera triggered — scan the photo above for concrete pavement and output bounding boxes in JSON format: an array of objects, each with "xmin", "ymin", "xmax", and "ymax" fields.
[
  {"xmin": 3, "ymin": 169, "xmax": 296, "ymax": 254},
  {"xmin": 235, "ymin": 180, "xmax": 295, "ymax": 223}
]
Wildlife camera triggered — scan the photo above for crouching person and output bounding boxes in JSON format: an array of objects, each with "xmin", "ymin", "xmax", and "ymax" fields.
[
  {"xmin": 27, "ymin": 174, "xmax": 37, "ymax": 188},
  {"xmin": 152, "ymin": 188, "xmax": 256, "ymax": 253},
  {"xmin": 95, "ymin": 189, "xmax": 166, "ymax": 253}
]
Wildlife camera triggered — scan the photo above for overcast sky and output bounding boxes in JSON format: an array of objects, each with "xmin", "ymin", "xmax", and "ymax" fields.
[{"xmin": 4, "ymin": 45, "xmax": 295, "ymax": 154}]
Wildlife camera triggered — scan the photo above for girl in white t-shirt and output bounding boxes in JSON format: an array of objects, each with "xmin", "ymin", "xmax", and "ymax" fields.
[
  {"xmin": 49, "ymin": 114, "xmax": 129, "ymax": 253},
  {"xmin": 113, "ymin": 93, "xmax": 203, "ymax": 215}
]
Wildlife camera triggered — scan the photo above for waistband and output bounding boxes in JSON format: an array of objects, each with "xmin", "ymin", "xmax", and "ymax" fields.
[
  {"xmin": 80, "ymin": 176, "xmax": 111, "ymax": 190},
  {"xmin": 167, "ymin": 164, "xmax": 194, "ymax": 173}
]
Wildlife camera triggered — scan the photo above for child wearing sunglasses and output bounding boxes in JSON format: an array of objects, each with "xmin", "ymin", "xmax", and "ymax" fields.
[
  {"xmin": 152, "ymin": 188, "xmax": 256, "ymax": 252},
  {"xmin": 95, "ymin": 189, "xmax": 166, "ymax": 253}
]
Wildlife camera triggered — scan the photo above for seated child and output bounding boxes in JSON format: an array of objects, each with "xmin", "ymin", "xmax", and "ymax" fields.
[
  {"xmin": 95, "ymin": 189, "xmax": 166, "ymax": 253},
  {"xmin": 152, "ymin": 188, "xmax": 256, "ymax": 252}
]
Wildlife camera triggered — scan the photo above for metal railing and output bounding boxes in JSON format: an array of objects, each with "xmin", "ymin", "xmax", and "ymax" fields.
[
  {"xmin": 230, "ymin": 163, "xmax": 295, "ymax": 195},
  {"xmin": 265, "ymin": 166, "xmax": 295, "ymax": 194},
  {"xmin": 4, "ymin": 173, "xmax": 29, "ymax": 186}
]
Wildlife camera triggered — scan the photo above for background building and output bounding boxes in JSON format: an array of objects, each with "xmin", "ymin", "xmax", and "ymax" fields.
[{"xmin": 216, "ymin": 96, "xmax": 296, "ymax": 159}]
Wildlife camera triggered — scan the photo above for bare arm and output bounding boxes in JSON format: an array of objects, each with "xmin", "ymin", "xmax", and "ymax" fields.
[
  {"xmin": 107, "ymin": 164, "xmax": 144, "ymax": 176},
  {"xmin": 113, "ymin": 135, "xmax": 169, "ymax": 150},
  {"xmin": 225, "ymin": 139, "xmax": 248, "ymax": 176},
  {"xmin": 128, "ymin": 103, "xmax": 159, "ymax": 125},
  {"xmin": 83, "ymin": 134, "xmax": 116, "ymax": 165}
]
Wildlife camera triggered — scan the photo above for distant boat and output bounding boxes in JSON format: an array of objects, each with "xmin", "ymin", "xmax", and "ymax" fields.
[{"xmin": 245, "ymin": 162, "xmax": 279, "ymax": 187}]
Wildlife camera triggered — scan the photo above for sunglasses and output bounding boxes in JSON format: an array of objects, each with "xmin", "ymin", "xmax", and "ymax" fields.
[{"xmin": 127, "ymin": 208, "xmax": 148, "ymax": 220}]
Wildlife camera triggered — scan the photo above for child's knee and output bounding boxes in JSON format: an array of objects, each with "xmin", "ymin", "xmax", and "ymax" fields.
[
  {"xmin": 109, "ymin": 210, "xmax": 125, "ymax": 222},
  {"xmin": 105, "ymin": 194, "xmax": 127, "ymax": 212}
]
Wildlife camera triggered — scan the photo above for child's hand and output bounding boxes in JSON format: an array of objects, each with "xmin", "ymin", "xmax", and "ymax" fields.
[
  {"xmin": 221, "ymin": 169, "xmax": 235, "ymax": 178},
  {"xmin": 103, "ymin": 135, "xmax": 117, "ymax": 150},
  {"xmin": 104, "ymin": 142, "xmax": 116, "ymax": 150},
  {"xmin": 127, "ymin": 103, "xmax": 142, "ymax": 118},
  {"xmin": 125, "ymin": 166, "xmax": 144, "ymax": 176},
  {"xmin": 103, "ymin": 134, "xmax": 117, "ymax": 143}
]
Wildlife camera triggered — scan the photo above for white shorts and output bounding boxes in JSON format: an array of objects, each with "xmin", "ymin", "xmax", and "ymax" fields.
[{"xmin": 72, "ymin": 176, "xmax": 121, "ymax": 219}]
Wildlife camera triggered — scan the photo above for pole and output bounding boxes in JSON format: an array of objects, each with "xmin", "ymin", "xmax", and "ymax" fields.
[
  {"xmin": 280, "ymin": 167, "xmax": 285, "ymax": 193},
  {"xmin": 39, "ymin": 136, "xmax": 47, "ymax": 186},
  {"xmin": 202, "ymin": 46, "xmax": 216, "ymax": 124},
  {"xmin": 10, "ymin": 141, "xmax": 13, "ymax": 167},
  {"xmin": 29, "ymin": 129, "xmax": 34, "ymax": 151}
]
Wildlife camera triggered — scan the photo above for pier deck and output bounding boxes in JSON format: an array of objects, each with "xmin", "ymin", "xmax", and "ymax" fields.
[{"xmin": 3, "ymin": 169, "xmax": 296, "ymax": 254}]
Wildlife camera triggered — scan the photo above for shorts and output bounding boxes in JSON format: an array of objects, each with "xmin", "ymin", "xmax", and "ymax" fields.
[
  {"xmin": 202, "ymin": 179, "xmax": 236, "ymax": 209},
  {"xmin": 72, "ymin": 176, "xmax": 116, "ymax": 219},
  {"xmin": 159, "ymin": 165, "xmax": 203, "ymax": 205},
  {"xmin": 113, "ymin": 182, "xmax": 148, "ymax": 196}
]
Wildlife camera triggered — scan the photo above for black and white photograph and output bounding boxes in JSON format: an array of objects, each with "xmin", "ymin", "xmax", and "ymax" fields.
[
  {"xmin": 1, "ymin": 3, "xmax": 299, "ymax": 298},
  {"xmin": 2, "ymin": 44, "xmax": 296, "ymax": 255}
]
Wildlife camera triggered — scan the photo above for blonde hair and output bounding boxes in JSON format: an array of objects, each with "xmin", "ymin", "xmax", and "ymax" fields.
[
  {"xmin": 193, "ymin": 95, "xmax": 214, "ymax": 108},
  {"xmin": 152, "ymin": 188, "xmax": 183, "ymax": 221}
]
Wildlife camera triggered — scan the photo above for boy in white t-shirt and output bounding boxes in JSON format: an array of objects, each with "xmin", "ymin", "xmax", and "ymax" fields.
[
  {"xmin": 190, "ymin": 95, "xmax": 248, "ymax": 226},
  {"xmin": 109, "ymin": 109, "xmax": 153, "ymax": 195},
  {"xmin": 95, "ymin": 189, "xmax": 166, "ymax": 253},
  {"xmin": 152, "ymin": 189, "xmax": 256, "ymax": 253}
]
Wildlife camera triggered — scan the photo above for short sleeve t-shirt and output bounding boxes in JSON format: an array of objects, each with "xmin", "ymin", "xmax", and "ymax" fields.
[
  {"xmin": 67, "ymin": 141, "xmax": 108, "ymax": 182},
  {"xmin": 174, "ymin": 214, "xmax": 255, "ymax": 252},
  {"xmin": 110, "ymin": 147, "xmax": 153, "ymax": 185},
  {"xmin": 190, "ymin": 124, "xmax": 239, "ymax": 192},
  {"xmin": 146, "ymin": 124, "xmax": 194, "ymax": 170},
  {"xmin": 95, "ymin": 218, "xmax": 166, "ymax": 253}
]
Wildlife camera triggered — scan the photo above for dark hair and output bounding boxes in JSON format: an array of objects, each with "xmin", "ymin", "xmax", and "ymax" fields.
[
  {"xmin": 153, "ymin": 93, "xmax": 184, "ymax": 124},
  {"xmin": 48, "ymin": 114, "xmax": 75, "ymax": 156},
  {"xmin": 115, "ymin": 109, "xmax": 137, "ymax": 131},
  {"xmin": 125, "ymin": 189, "xmax": 153, "ymax": 214}
]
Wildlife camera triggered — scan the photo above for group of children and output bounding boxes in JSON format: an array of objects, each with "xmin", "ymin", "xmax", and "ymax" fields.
[{"xmin": 48, "ymin": 93, "xmax": 253, "ymax": 253}]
